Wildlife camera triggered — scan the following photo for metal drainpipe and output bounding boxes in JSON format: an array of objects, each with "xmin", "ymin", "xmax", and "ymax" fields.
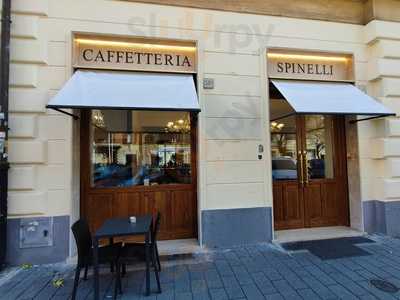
[{"xmin": 0, "ymin": 0, "xmax": 11, "ymax": 270}]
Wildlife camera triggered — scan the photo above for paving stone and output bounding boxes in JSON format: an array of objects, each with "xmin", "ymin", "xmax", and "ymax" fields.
[
  {"xmin": 175, "ymin": 291, "xmax": 193, "ymax": 300},
  {"xmin": 328, "ymin": 284, "xmax": 359, "ymax": 300},
  {"xmin": 221, "ymin": 275, "xmax": 239, "ymax": 287},
  {"xmin": 272, "ymin": 279, "xmax": 296, "ymax": 294},
  {"xmin": 241, "ymin": 283, "xmax": 265, "ymax": 300},
  {"xmin": 193, "ymin": 291, "xmax": 211, "ymax": 300},
  {"xmin": 191, "ymin": 279, "xmax": 207, "ymax": 292},
  {"xmin": 224, "ymin": 284, "xmax": 245, "ymax": 299},
  {"xmin": 5, "ymin": 236, "xmax": 400, "ymax": 300},
  {"xmin": 330, "ymin": 272, "xmax": 369, "ymax": 296},
  {"xmin": 296, "ymin": 288, "xmax": 321, "ymax": 300},
  {"xmin": 356, "ymin": 280, "xmax": 398, "ymax": 300},
  {"xmin": 209, "ymin": 287, "xmax": 229, "ymax": 300},
  {"xmin": 265, "ymin": 293, "xmax": 285, "ymax": 300},
  {"xmin": 156, "ymin": 291, "xmax": 174, "ymax": 300}
]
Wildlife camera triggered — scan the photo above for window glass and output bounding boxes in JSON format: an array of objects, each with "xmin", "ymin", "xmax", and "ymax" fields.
[
  {"xmin": 270, "ymin": 115, "xmax": 298, "ymax": 181},
  {"xmin": 305, "ymin": 115, "xmax": 334, "ymax": 179},
  {"xmin": 91, "ymin": 110, "xmax": 192, "ymax": 188}
]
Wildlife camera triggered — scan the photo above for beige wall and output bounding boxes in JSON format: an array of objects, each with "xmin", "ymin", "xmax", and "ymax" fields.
[
  {"xmin": 5, "ymin": 0, "xmax": 399, "ymax": 233},
  {"xmin": 361, "ymin": 20, "xmax": 400, "ymax": 203}
]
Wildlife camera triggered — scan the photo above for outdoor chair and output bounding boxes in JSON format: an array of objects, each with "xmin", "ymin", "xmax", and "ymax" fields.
[
  {"xmin": 116, "ymin": 212, "xmax": 162, "ymax": 294},
  {"xmin": 71, "ymin": 219, "xmax": 122, "ymax": 300}
]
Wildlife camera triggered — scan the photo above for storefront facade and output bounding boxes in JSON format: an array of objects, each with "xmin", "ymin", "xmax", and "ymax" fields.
[{"xmin": 5, "ymin": 0, "xmax": 400, "ymax": 265}]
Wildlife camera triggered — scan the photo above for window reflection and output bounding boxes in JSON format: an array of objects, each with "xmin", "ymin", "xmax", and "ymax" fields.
[
  {"xmin": 305, "ymin": 115, "xmax": 334, "ymax": 179},
  {"xmin": 270, "ymin": 115, "xmax": 298, "ymax": 181},
  {"xmin": 91, "ymin": 110, "xmax": 192, "ymax": 188}
]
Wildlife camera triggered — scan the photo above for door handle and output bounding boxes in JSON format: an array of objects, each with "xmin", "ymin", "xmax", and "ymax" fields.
[
  {"xmin": 298, "ymin": 151, "xmax": 304, "ymax": 187},
  {"xmin": 303, "ymin": 150, "xmax": 309, "ymax": 185}
]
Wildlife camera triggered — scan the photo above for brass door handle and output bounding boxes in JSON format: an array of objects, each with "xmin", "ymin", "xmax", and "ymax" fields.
[
  {"xmin": 298, "ymin": 151, "xmax": 304, "ymax": 186},
  {"xmin": 303, "ymin": 150, "xmax": 309, "ymax": 185}
]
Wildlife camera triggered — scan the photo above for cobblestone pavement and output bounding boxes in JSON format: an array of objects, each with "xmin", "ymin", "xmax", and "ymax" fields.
[{"xmin": 1, "ymin": 235, "xmax": 400, "ymax": 299}]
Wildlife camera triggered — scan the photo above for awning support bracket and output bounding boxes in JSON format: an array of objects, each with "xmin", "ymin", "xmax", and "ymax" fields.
[
  {"xmin": 349, "ymin": 114, "xmax": 390, "ymax": 124},
  {"xmin": 49, "ymin": 107, "xmax": 79, "ymax": 120}
]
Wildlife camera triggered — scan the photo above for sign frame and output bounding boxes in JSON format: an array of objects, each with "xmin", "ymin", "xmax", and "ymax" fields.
[
  {"xmin": 72, "ymin": 33, "xmax": 197, "ymax": 74},
  {"xmin": 266, "ymin": 48, "xmax": 355, "ymax": 82}
]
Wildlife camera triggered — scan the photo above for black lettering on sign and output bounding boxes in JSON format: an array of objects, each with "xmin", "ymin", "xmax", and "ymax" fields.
[
  {"xmin": 94, "ymin": 51, "xmax": 105, "ymax": 62},
  {"xmin": 83, "ymin": 49, "xmax": 93, "ymax": 61},
  {"xmin": 126, "ymin": 52, "xmax": 134, "ymax": 63},
  {"xmin": 274, "ymin": 61, "xmax": 336, "ymax": 76},
  {"xmin": 285, "ymin": 63, "xmax": 291, "ymax": 73},
  {"xmin": 116, "ymin": 51, "xmax": 124, "ymax": 63},
  {"xmin": 298, "ymin": 64, "xmax": 305, "ymax": 73},
  {"xmin": 307, "ymin": 64, "xmax": 314, "ymax": 74},
  {"xmin": 107, "ymin": 51, "xmax": 115, "ymax": 63},
  {"xmin": 154, "ymin": 53, "xmax": 162, "ymax": 65},
  {"xmin": 165, "ymin": 54, "xmax": 173, "ymax": 66},
  {"xmin": 182, "ymin": 56, "xmax": 191, "ymax": 67},
  {"xmin": 80, "ymin": 47, "xmax": 194, "ymax": 69},
  {"xmin": 277, "ymin": 62, "xmax": 284, "ymax": 73}
]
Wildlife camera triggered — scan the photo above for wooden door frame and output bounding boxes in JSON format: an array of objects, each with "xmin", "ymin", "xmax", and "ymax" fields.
[
  {"xmin": 79, "ymin": 109, "xmax": 199, "ymax": 238},
  {"xmin": 272, "ymin": 114, "xmax": 350, "ymax": 230}
]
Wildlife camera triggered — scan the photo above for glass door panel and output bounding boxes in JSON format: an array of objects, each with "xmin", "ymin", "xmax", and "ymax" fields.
[
  {"xmin": 271, "ymin": 115, "xmax": 299, "ymax": 181},
  {"xmin": 304, "ymin": 115, "xmax": 334, "ymax": 180}
]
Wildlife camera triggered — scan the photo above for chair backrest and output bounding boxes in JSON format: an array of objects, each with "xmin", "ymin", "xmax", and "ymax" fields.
[
  {"xmin": 71, "ymin": 219, "xmax": 93, "ymax": 265},
  {"xmin": 151, "ymin": 212, "xmax": 161, "ymax": 244}
]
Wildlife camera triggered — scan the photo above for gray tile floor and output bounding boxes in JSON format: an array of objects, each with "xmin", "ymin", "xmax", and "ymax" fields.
[{"xmin": 1, "ymin": 235, "xmax": 400, "ymax": 299}]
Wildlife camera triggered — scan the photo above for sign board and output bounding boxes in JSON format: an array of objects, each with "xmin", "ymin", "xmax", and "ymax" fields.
[
  {"xmin": 73, "ymin": 34, "xmax": 197, "ymax": 73},
  {"xmin": 267, "ymin": 49, "xmax": 354, "ymax": 82}
]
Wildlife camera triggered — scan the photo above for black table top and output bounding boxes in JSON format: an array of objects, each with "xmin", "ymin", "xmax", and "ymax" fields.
[{"xmin": 94, "ymin": 215, "xmax": 152, "ymax": 239}]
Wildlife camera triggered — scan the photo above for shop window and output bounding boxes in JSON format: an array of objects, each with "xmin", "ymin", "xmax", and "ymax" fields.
[
  {"xmin": 305, "ymin": 115, "xmax": 334, "ymax": 179},
  {"xmin": 90, "ymin": 110, "xmax": 192, "ymax": 188},
  {"xmin": 270, "ymin": 115, "xmax": 298, "ymax": 181}
]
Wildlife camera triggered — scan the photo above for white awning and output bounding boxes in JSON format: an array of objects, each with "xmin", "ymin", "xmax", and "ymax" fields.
[
  {"xmin": 271, "ymin": 79, "xmax": 394, "ymax": 116},
  {"xmin": 47, "ymin": 70, "xmax": 200, "ymax": 112}
]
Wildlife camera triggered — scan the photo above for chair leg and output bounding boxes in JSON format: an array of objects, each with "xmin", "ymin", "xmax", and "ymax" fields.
[
  {"xmin": 118, "ymin": 263, "xmax": 123, "ymax": 294},
  {"xmin": 122, "ymin": 263, "xmax": 127, "ymax": 277},
  {"xmin": 71, "ymin": 266, "xmax": 81, "ymax": 300},
  {"xmin": 113, "ymin": 263, "xmax": 121, "ymax": 300},
  {"xmin": 155, "ymin": 244, "xmax": 161, "ymax": 272},
  {"xmin": 154, "ymin": 267, "xmax": 161, "ymax": 293},
  {"xmin": 151, "ymin": 247, "xmax": 161, "ymax": 293},
  {"xmin": 83, "ymin": 265, "xmax": 88, "ymax": 280}
]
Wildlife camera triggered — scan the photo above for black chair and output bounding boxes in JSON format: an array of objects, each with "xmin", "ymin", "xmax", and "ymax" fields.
[
  {"xmin": 71, "ymin": 219, "xmax": 122, "ymax": 300},
  {"xmin": 117, "ymin": 212, "xmax": 162, "ymax": 294}
]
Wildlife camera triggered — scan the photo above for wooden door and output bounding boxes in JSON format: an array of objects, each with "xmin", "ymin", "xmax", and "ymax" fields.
[
  {"xmin": 272, "ymin": 115, "xmax": 304, "ymax": 229},
  {"xmin": 272, "ymin": 115, "xmax": 349, "ymax": 230},
  {"xmin": 80, "ymin": 110, "xmax": 198, "ymax": 240}
]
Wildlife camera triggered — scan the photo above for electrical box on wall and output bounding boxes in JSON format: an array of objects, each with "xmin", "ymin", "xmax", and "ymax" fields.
[{"xmin": 19, "ymin": 217, "xmax": 54, "ymax": 249}]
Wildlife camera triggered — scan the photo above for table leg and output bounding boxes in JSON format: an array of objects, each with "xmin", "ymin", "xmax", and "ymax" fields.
[
  {"xmin": 109, "ymin": 238, "xmax": 114, "ymax": 273},
  {"xmin": 145, "ymin": 231, "xmax": 150, "ymax": 296},
  {"xmin": 93, "ymin": 238, "xmax": 99, "ymax": 300}
]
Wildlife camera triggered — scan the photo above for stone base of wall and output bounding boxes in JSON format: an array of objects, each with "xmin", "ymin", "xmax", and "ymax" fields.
[
  {"xmin": 201, "ymin": 207, "xmax": 272, "ymax": 248},
  {"xmin": 7, "ymin": 215, "xmax": 70, "ymax": 266},
  {"xmin": 363, "ymin": 200, "xmax": 400, "ymax": 237}
]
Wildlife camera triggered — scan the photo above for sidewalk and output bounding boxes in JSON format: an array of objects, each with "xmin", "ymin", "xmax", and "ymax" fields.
[{"xmin": 1, "ymin": 235, "xmax": 400, "ymax": 299}]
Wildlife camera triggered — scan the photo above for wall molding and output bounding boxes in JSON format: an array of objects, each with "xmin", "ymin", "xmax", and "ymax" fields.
[{"xmin": 121, "ymin": 0, "xmax": 400, "ymax": 25}]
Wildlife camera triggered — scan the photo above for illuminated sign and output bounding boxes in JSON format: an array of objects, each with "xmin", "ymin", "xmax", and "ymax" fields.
[
  {"xmin": 73, "ymin": 35, "xmax": 196, "ymax": 73},
  {"xmin": 267, "ymin": 50, "xmax": 354, "ymax": 82}
]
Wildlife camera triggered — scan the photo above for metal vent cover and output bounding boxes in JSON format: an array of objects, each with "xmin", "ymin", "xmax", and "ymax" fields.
[{"xmin": 19, "ymin": 217, "xmax": 54, "ymax": 249}]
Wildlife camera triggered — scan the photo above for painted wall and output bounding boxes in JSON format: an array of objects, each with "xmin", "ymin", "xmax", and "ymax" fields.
[
  {"xmin": 5, "ymin": 0, "xmax": 399, "ymax": 261},
  {"xmin": 361, "ymin": 21, "xmax": 400, "ymax": 236}
]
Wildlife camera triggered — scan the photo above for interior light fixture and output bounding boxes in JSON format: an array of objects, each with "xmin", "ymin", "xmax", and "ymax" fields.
[
  {"xmin": 271, "ymin": 121, "xmax": 285, "ymax": 132},
  {"xmin": 75, "ymin": 38, "xmax": 196, "ymax": 52},
  {"xmin": 165, "ymin": 118, "xmax": 191, "ymax": 133},
  {"xmin": 267, "ymin": 53, "xmax": 349, "ymax": 62}
]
